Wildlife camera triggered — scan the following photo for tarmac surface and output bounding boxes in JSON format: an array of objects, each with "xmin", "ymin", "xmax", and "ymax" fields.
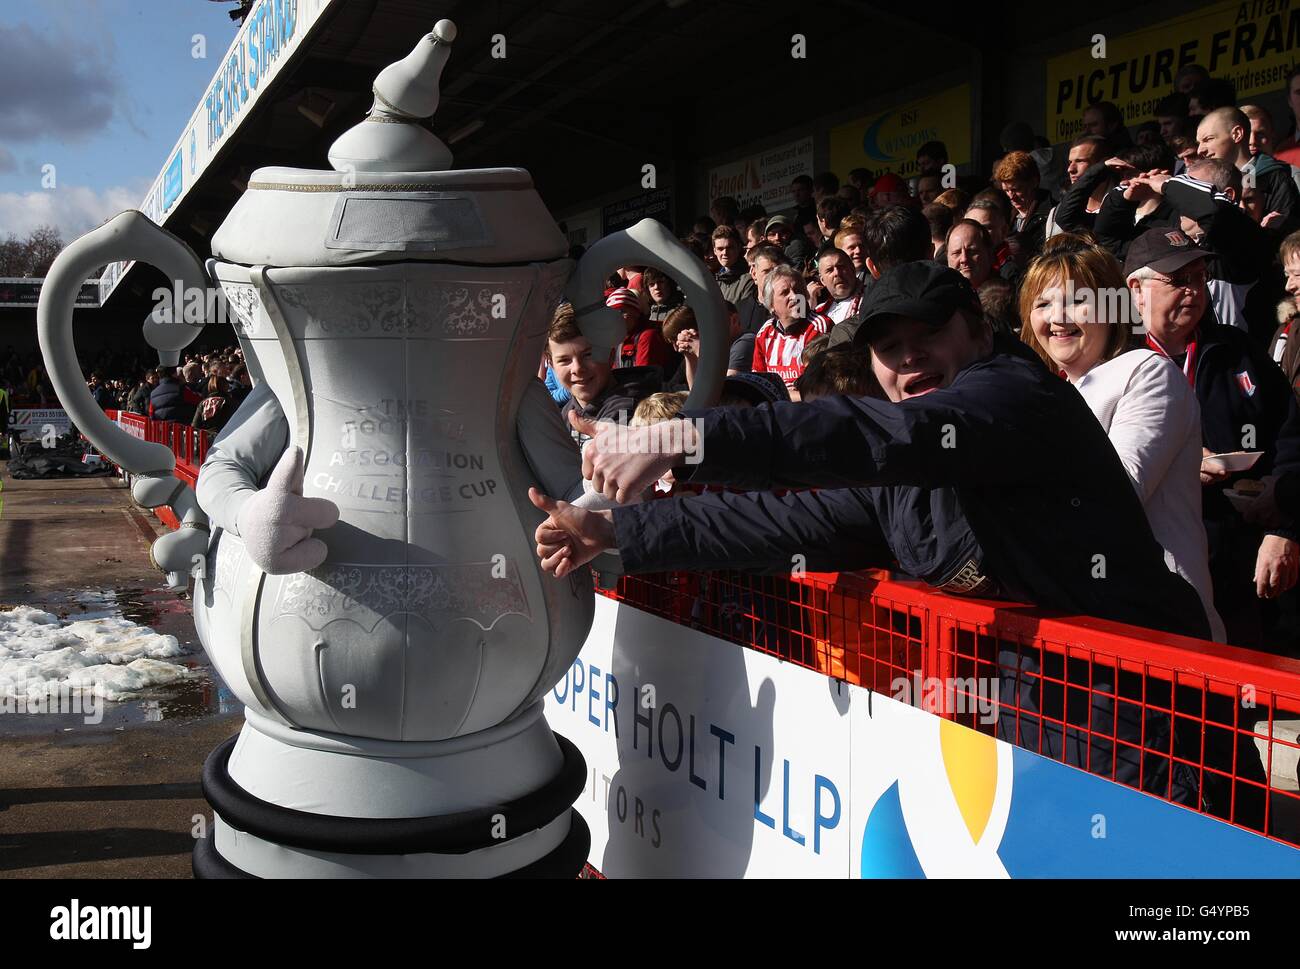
[{"xmin": 0, "ymin": 463, "xmax": 240, "ymax": 878}]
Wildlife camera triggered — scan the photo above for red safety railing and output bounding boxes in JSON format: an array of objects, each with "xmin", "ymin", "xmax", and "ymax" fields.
[
  {"xmin": 90, "ymin": 411, "xmax": 1300, "ymax": 853},
  {"xmin": 605, "ymin": 569, "xmax": 1300, "ymax": 850},
  {"xmin": 102, "ymin": 410, "xmax": 212, "ymax": 487}
]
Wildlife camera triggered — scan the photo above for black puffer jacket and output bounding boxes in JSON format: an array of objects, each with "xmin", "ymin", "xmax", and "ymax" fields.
[
  {"xmin": 618, "ymin": 339, "xmax": 1210, "ymax": 641},
  {"xmin": 1191, "ymin": 318, "xmax": 1300, "ymax": 542},
  {"xmin": 148, "ymin": 378, "xmax": 194, "ymax": 423}
]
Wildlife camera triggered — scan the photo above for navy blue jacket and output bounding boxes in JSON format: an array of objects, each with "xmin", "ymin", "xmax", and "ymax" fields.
[
  {"xmin": 614, "ymin": 342, "xmax": 1210, "ymax": 642},
  {"xmin": 149, "ymin": 378, "xmax": 193, "ymax": 423},
  {"xmin": 1191, "ymin": 319, "xmax": 1300, "ymax": 543}
]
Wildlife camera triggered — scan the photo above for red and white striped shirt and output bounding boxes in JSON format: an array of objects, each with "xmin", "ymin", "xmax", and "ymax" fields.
[{"xmin": 752, "ymin": 313, "xmax": 832, "ymax": 392}]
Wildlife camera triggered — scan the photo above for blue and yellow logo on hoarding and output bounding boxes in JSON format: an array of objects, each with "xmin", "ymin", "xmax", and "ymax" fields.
[
  {"xmin": 829, "ymin": 85, "xmax": 971, "ymax": 179},
  {"xmin": 859, "ymin": 716, "xmax": 1300, "ymax": 878}
]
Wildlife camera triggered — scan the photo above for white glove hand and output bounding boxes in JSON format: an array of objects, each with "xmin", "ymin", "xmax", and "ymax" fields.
[{"xmin": 236, "ymin": 446, "xmax": 339, "ymax": 574}]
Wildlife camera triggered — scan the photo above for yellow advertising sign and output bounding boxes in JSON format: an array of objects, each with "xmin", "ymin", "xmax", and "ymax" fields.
[
  {"xmin": 1046, "ymin": 0, "xmax": 1300, "ymax": 143},
  {"xmin": 829, "ymin": 85, "xmax": 972, "ymax": 180}
]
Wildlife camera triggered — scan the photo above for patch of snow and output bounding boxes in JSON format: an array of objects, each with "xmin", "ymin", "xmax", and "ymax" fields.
[{"xmin": 0, "ymin": 605, "xmax": 189, "ymax": 701}]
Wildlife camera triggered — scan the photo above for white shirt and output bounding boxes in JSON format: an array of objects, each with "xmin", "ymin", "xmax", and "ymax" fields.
[
  {"xmin": 1074, "ymin": 349, "xmax": 1227, "ymax": 642},
  {"xmin": 824, "ymin": 291, "xmax": 863, "ymax": 325}
]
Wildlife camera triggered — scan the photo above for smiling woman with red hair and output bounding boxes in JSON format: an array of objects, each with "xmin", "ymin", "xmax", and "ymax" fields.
[{"xmin": 1019, "ymin": 233, "xmax": 1225, "ymax": 641}]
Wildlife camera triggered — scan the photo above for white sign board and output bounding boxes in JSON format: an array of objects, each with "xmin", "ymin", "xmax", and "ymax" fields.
[
  {"xmin": 9, "ymin": 408, "xmax": 71, "ymax": 441},
  {"xmin": 548, "ymin": 595, "xmax": 851, "ymax": 877},
  {"xmin": 117, "ymin": 414, "xmax": 146, "ymax": 440},
  {"xmin": 705, "ymin": 137, "xmax": 814, "ymax": 214},
  {"xmin": 551, "ymin": 596, "xmax": 1300, "ymax": 878}
]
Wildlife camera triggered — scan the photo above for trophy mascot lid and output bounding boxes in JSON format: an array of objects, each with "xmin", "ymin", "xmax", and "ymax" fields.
[{"xmin": 210, "ymin": 20, "xmax": 568, "ymax": 268}]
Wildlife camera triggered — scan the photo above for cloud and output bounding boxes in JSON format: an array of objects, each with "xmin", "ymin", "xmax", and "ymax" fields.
[
  {"xmin": 0, "ymin": 146, "xmax": 16, "ymax": 174},
  {"xmin": 0, "ymin": 21, "xmax": 121, "ymax": 143},
  {"xmin": 0, "ymin": 181, "xmax": 149, "ymax": 241}
]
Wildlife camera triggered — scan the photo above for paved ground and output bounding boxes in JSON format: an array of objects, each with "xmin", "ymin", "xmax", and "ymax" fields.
[{"xmin": 0, "ymin": 463, "xmax": 241, "ymax": 878}]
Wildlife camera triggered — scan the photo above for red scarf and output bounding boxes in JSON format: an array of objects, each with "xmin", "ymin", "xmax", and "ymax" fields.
[{"xmin": 1146, "ymin": 333, "xmax": 1198, "ymax": 387}]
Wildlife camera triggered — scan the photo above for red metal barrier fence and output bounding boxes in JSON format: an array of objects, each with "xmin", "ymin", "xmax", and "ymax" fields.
[
  {"xmin": 96, "ymin": 411, "xmax": 1300, "ymax": 852},
  {"xmin": 606, "ymin": 568, "xmax": 1300, "ymax": 849},
  {"xmin": 101, "ymin": 410, "xmax": 213, "ymax": 525}
]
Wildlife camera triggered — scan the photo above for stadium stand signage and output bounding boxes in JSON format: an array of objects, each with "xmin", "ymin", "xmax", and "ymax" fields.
[
  {"xmin": 829, "ymin": 86, "xmax": 972, "ymax": 180},
  {"xmin": 0, "ymin": 278, "xmax": 99, "ymax": 309},
  {"xmin": 706, "ymin": 136, "xmax": 814, "ymax": 214},
  {"xmin": 99, "ymin": 0, "xmax": 341, "ymax": 305},
  {"xmin": 1047, "ymin": 0, "xmax": 1300, "ymax": 142},
  {"xmin": 601, "ymin": 188, "xmax": 675, "ymax": 236}
]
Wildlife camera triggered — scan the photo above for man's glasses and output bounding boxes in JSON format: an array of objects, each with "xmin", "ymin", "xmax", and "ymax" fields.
[{"xmin": 1150, "ymin": 266, "xmax": 1207, "ymax": 290}]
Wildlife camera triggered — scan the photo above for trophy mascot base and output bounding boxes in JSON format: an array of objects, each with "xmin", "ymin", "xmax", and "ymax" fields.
[{"xmin": 191, "ymin": 702, "xmax": 589, "ymax": 878}]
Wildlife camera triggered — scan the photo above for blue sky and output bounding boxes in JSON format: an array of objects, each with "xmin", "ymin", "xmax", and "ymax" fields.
[{"xmin": 0, "ymin": 0, "xmax": 242, "ymax": 241}]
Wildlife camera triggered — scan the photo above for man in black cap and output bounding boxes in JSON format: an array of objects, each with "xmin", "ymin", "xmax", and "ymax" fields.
[
  {"xmin": 766, "ymin": 214, "xmax": 813, "ymax": 271},
  {"xmin": 1125, "ymin": 226, "xmax": 1300, "ymax": 650},
  {"xmin": 531, "ymin": 262, "xmax": 1213, "ymax": 804}
]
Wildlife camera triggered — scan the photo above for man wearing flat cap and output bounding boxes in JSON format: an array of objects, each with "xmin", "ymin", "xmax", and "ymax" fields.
[{"xmin": 1125, "ymin": 226, "xmax": 1300, "ymax": 650}]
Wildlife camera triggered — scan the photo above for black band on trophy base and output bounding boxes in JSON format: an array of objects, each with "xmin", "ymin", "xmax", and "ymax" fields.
[
  {"xmin": 196, "ymin": 730, "xmax": 588, "ymax": 863},
  {"xmin": 192, "ymin": 809, "xmax": 591, "ymax": 880},
  {"xmin": 192, "ymin": 831, "xmax": 255, "ymax": 879}
]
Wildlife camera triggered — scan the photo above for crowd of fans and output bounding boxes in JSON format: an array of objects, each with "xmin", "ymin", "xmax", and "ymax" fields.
[
  {"xmin": 0, "ymin": 344, "xmax": 252, "ymax": 444},
  {"xmin": 538, "ymin": 61, "xmax": 1300, "ymax": 659}
]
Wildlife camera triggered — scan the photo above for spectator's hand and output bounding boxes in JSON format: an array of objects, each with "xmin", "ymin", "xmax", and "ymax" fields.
[
  {"xmin": 529, "ymin": 488, "xmax": 615, "ymax": 579},
  {"xmin": 675, "ymin": 327, "xmax": 700, "ymax": 360},
  {"xmin": 1104, "ymin": 157, "xmax": 1136, "ymax": 173},
  {"xmin": 571, "ymin": 411, "xmax": 690, "ymax": 504},
  {"xmin": 1200, "ymin": 448, "xmax": 1231, "ymax": 485},
  {"xmin": 1237, "ymin": 474, "xmax": 1289, "ymax": 528},
  {"xmin": 1262, "ymin": 210, "xmax": 1285, "ymax": 229},
  {"xmin": 807, "ymin": 280, "xmax": 827, "ymax": 305},
  {"xmin": 235, "ymin": 446, "xmax": 339, "ymax": 575},
  {"xmin": 1255, "ymin": 534, "xmax": 1299, "ymax": 599},
  {"xmin": 1122, "ymin": 179, "xmax": 1154, "ymax": 203},
  {"xmin": 1131, "ymin": 171, "xmax": 1170, "ymax": 195}
]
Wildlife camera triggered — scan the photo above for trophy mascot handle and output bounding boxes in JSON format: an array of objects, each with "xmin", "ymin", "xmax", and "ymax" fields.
[
  {"xmin": 564, "ymin": 218, "xmax": 729, "ymax": 584},
  {"xmin": 565, "ymin": 217, "xmax": 729, "ymax": 410},
  {"xmin": 37, "ymin": 210, "xmax": 211, "ymax": 589}
]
